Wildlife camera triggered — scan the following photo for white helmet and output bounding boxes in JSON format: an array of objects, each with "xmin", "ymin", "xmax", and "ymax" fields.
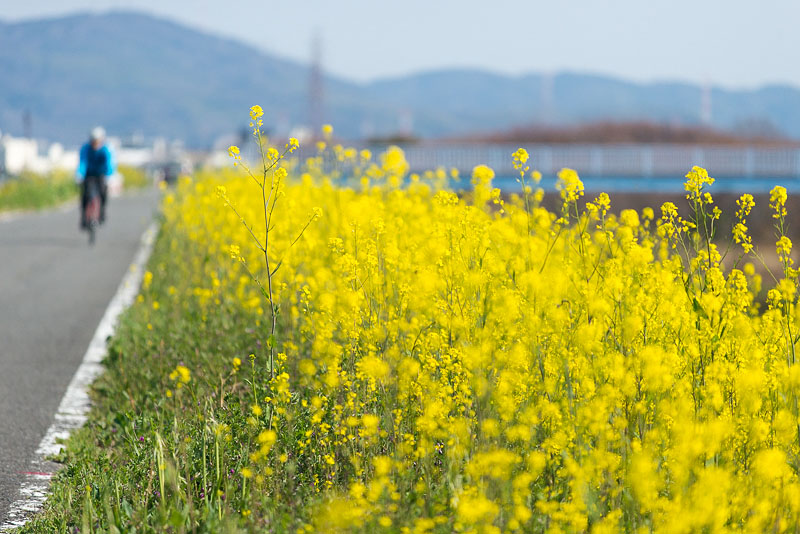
[{"xmin": 90, "ymin": 126, "xmax": 106, "ymax": 142}]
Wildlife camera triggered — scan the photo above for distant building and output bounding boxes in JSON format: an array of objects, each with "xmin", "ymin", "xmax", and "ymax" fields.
[
  {"xmin": 0, "ymin": 132, "xmax": 78, "ymax": 175},
  {"xmin": 0, "ymin": 132, "xmax": 187, "ymax": 183},
  {"xmin": 0, "ymin": 134, "xmax": 38, "ymax": 174},
  {"xmin": 107, "ymin": 136, "xmax": 153, "ymax": 168}
]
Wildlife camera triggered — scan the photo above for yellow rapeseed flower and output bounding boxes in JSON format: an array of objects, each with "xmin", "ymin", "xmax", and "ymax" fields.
[{"xmin": 250, "ymin": 105, "xmax": 263, "ymax": 120}]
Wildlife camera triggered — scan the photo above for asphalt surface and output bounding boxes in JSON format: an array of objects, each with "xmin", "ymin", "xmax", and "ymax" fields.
[{"xmin": 0, "ymin": 189, "xmax": 159, "ymax": 522}]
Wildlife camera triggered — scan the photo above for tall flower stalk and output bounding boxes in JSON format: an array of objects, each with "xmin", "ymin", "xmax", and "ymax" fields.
[{"xmin": 219, "ymin": 105, "xmax": 319, "ymax": 429}]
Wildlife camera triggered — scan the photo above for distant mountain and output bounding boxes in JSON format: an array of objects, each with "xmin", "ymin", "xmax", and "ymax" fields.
[
  {"xmin": 2, "ymin": 11, "xmax": 800, "ymax": 147},
  {"xmin": 0, "ymin": 11, "xmax": 370, "ymax": 146},
  {"xmin": 373, "ymin": 70, "xmax": 800, "ymax": 141}
]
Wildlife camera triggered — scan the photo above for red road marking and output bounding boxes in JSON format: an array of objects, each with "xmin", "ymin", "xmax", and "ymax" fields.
[{"xmin": 18, "ymin": 471, "xmax": 53, "ymax": 476}]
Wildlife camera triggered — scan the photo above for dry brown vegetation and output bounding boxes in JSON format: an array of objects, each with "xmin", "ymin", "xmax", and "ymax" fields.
[{"xmin": 455, "ymin": 121, "xmax": 799, "ymax": 146}]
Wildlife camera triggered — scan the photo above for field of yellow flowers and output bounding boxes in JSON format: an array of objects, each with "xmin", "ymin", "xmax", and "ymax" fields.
[{"xmin": 21, "ymin": 109, "xmax": 800, "ymax": 533}]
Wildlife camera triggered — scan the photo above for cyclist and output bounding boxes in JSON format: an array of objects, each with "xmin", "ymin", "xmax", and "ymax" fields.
[{"xmin": 76, "ymin": 126, "xmax": 115, "ymax": 228}]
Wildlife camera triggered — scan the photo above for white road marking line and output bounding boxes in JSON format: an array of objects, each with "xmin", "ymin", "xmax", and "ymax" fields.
[{"xmin": 0, "ymin": 221, "xmax": 159, "ymax": 532}]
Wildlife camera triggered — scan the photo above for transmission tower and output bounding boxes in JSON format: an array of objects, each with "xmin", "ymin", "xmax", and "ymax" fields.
[
  {"xmin": 701, "ymin": 81, "xmax": 712, "ymax": 125},
  {"xmin": 540, "ymin": 72, "xmax": 554, "ymax": 124},
  {"xmin": 23, "ymin": 109, "xmax": 32, "ymax": 139},
  {"xmin": 309, "ymin": 31, "xmax": 324, "ymax": 139}
]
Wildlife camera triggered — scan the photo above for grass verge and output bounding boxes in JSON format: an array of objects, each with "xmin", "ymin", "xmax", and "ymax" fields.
[
  {"xmin": 0, "ymin": 172, "xmax": 76, "ymax": 213},
  {"xmin": 17, "ymin": 216, "xmax": 275, "ymax": 532}
]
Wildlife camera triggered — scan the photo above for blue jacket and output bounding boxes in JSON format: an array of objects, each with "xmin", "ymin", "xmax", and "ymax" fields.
[{"xmin": 76, "ymin": 143, "xmax": 115, "ymax": 182}]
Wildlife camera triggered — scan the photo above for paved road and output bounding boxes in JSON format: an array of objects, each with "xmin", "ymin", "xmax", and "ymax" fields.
[{"xmin": 0, "ymin": 190, "xmax": 159, "ymax": 521}]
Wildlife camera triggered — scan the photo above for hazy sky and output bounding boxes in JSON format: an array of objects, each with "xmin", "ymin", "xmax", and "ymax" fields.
[{"xmin": 3, "ymin": 0, "xmax": 799, "ymax": 89}]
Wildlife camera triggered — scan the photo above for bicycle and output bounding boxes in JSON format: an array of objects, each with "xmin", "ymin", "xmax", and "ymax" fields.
[{"xmin": 83, "ymin": 176, "xmax": 102, "ymax": 245}]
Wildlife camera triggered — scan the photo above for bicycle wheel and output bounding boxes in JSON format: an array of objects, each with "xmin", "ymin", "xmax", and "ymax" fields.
[{"xmin": 86, "ymin": 193, "xmax": 100, "ymax": 245}]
